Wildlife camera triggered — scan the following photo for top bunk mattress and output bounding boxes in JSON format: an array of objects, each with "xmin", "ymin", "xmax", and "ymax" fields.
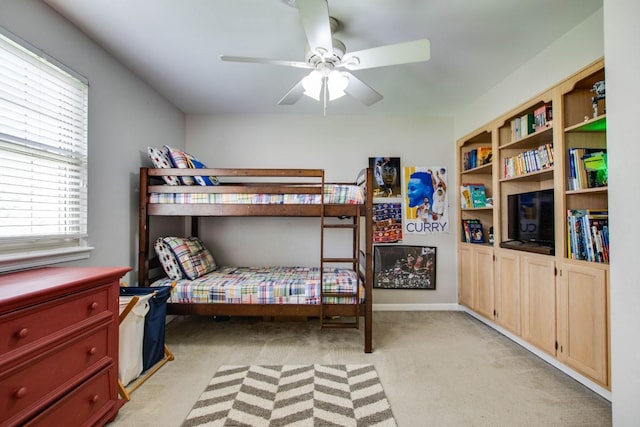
[{"xmin": 149, "ymin": 184, "xmax": 365, "ymax": 205}]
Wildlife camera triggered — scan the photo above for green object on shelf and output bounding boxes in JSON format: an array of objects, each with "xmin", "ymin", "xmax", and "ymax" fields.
[
  {"xmin": 582, "ymin": 152, "xmax": 608, "ymax": 187},
  {"xmin": 580, "ymin": 117, "xmax": 607, "ymax": 132}
]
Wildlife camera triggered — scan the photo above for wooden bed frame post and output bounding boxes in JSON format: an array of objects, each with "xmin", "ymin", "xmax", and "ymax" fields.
[
  {"xmin": 191, "ymin": 216, "xmax": 199, "ymax": 238},
  {"xmin": 138, "ymin": 167, "xmax": 150, "ymax": 287}
]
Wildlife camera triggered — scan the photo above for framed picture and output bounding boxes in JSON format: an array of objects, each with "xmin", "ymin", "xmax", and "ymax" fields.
[
  {"xmin": 373, "ymin": 245, "xmax": 437, "ymax": 289},
  {"xmin": 369, "ymin": 157, "xmax": 402, "ymax": 197}
]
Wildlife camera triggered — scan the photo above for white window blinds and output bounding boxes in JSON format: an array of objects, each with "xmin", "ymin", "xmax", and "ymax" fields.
[{"xmin": 0, "ymin": 28, "xmax": 89, "ymax": 256}]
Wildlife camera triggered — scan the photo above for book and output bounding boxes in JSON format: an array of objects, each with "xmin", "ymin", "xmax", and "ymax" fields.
[
  {"xmin": 581, "ymin": 150, "xmax": 607, "ymax": 188},
  {"xmin": 533, "ymin": 103, "xmax": 553, "ymax": 130},
  {"xmin": 477, "ymin": 146, "xmax": 493, "ymax": 165},
  {"xmin": 464, "ymin": 149, "xmax": 478, "ymax": 170},
  {"xmin": 567, "ymin": 209, "xmax": 609, "ymax": 263},
  {"xmin": 461, "ymin": 219, "xmax": 484, "ymax": 243},
  {"xmin": 469, "ymin": 184, "xmax": 487, "ymax": 208},
  {"xmin": 520, "ymin": 113, "xmax": 535, "ymax": 138},
  {"xmin": 468, "ymin": 221, "xmax": 485, "ymax": 243},
  {"xmin": 460, "ymin": 185, "xmax": 472, "ymax": 209},
  {"xmin": 567, "ymin": 210, "xmax": 588, "ymax": 260}
]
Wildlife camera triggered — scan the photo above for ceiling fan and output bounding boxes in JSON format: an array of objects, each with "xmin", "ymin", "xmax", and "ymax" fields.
[{"xmin": 220, "ymin": 0, "xmax": 430, "ymax": 114}]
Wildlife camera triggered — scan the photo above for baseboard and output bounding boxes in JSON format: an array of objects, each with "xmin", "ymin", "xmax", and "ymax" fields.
[
  {"xmin": 373, "ymin": 303, "xmax": 462, "ymax": 311},
  {"xmin": 460, "ymin": 306, "xmax": 612, "ymax": 401}
]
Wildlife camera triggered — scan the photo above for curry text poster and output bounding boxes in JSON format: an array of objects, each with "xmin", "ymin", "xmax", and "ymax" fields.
[{"xmin": 402, "ymin": 166, "xmax": 449, "ymax": 234}]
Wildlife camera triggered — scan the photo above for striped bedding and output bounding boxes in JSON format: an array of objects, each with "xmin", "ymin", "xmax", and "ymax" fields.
[
  {"xmin": 151, "ymin": 266, "xmax": 363, "ymax": 305},
  {"xmin": 149, "ymin": 184, "xmax": 365, "ymax": 205}
]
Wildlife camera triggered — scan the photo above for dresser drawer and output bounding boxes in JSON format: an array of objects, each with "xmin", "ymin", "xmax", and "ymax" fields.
[
  {"xmin": 1, "ymin": 286, "xmax": 110, "ymax": 354},
  {"xmin": 24, "ymin": 367, "xmax": 116, "ymax": 427},
  {"xmin": 1, "ymin": 324, "xmax": 111, "ymax": 425}
]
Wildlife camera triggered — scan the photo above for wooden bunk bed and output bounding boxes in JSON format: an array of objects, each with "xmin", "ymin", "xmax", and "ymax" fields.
[{"xmin": 138, "ymin": 166, "xmax": 374, "ymax": 353}]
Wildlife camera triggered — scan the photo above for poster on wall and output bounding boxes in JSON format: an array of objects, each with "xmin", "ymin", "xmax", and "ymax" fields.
[
  {"xmin": 369, "ymin": 157, "xmax": 402, "ymax": 197},
  {"xmin": 373, "ymin": 245, "xmax": 437, "ymax": 289},
  {"xmin": 402, "ymin": 166, "xmax": 449, "ymax": 234},
  {"xmin": 373, "ymin": 202, "xmax": 403, "ymax": 243}
]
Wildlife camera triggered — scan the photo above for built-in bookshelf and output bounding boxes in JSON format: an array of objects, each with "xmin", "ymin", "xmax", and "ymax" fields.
[
  {"xmin": 458, "ymin": 128, "xmax": 494, "ymax": 247},
  {"xmin": 456, "ymin": 58, "xmax": 610, "ymax": 390}
]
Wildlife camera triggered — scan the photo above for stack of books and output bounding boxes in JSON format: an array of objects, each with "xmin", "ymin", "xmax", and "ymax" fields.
[
  {"xmin": 567, "ymin": 209, "xmax": 609, "ymax": 263},
  {"xmin": 510, "ymin": 104, "xmax": 552, "ymax": 142},
  {"xmin": 463, "ymin": 146, "xmax": 492, "ymax": 171},
  {"xmin": 503, "ymin": 143, "xmax": 554, "ymax": 179}
]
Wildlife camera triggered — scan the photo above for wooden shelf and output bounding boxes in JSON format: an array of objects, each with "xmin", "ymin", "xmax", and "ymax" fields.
[
  {"xmin": 461, "ymin": 206, "xmax": 493, "ymax": 211},
  {"xmin": 499, "ymin": 125, "xmax": 553, "ymax": 150},
  {"xmin": 565, "ymin": 114, "xmax": 607, "ymax": 133},
  {"xmin": 461, "ymin": 162, "xmax": 492, "ymax": 175},
  {"xmin": 500, "ymin": 167, "xmax": 553, "ymax": 182},
  {"xmin": 565, "ymin": 186, "xmax": 608, "ymax": 195}
]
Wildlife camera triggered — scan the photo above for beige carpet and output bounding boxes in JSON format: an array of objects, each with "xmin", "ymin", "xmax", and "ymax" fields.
[
  {"xmin": 182, "ymin": 364, "xmax": 396, "ymax": 426},
  {"xmin": 109, "ymin": 311, "xmax": 611, "ymax": 427}
]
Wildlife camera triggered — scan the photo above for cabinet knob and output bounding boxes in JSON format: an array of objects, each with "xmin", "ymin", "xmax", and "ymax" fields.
[
  {"xmin": 89, "ymin": 301, "xmax": 99, "ymax": 311},
  {"xmin": 87, "ymin": 346, "xmax": 97, "ymax": 355},
  {"xmin": 15, "ymin": 328, "xmax": 29, "ymax": 339},
  {"xmin": 13, "ymin": 387, "xmax": 27, "ymax": 399},
  {"xmin": 90, "ymin": 394, "xmax": 100, "ymax": 404}
]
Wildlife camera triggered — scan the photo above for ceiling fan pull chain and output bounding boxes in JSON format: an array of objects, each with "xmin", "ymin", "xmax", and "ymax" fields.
[{"xmin": 323, "ymin": 76, "xmax": 328, "ymax": 117}]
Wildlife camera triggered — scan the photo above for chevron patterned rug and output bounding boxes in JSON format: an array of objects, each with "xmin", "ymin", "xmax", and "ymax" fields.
[{"xmin": 182, "ymin": 364, "xmax": 397, "ymax": 427}]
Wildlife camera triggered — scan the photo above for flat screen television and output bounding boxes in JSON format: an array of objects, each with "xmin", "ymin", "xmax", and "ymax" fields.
[{"xmin": 507, "ymin": 189, "xmax": 555, "ymax": 246}]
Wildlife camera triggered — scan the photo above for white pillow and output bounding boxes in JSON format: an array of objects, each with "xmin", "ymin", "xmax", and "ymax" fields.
[{"xmin": 147, "ymin": 147, "xmax": 180, "ymax": 186}]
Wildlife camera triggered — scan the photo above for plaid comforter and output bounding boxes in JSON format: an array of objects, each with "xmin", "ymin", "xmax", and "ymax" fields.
[
  {"xmin": 149, "ymin": 184, "xmax": 365, "ymax": 205},
  {"xmin": 151, "ymin": 266, "xmax": 363, "ymax": 304}
]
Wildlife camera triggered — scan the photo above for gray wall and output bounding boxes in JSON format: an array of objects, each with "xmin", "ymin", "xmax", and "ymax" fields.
[
  {"xmin": 0, "ymin": 0, "xmax": 187, "ymax": 285},
  {"xmin": 186, "ymin": 114, "xmax": 457, "ymax": 307}
]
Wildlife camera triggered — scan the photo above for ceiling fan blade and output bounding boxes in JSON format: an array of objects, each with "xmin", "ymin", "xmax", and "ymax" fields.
[
  {"xmin": 344, "ymin": 72, "xmax": 383, "ymax": 106},
  {"xmin": 296, "ymin": 0, "xmax": 333, "ymax": 55},
  {"xmin": 342, "ymin": 39, "xmax": 431, "ymax": 70},
  {"xmin": 278, "ymin": 80, "xmax": 306, "ymax": 105},
  {"xmin": 220, "ymin": 55, "xmax": 312, "ymax": 69}
]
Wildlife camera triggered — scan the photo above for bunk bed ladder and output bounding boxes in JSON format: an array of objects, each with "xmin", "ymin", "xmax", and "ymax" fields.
[{"xmin": 320, "ymin": 202, "xmax": 361, "ymax": 330}]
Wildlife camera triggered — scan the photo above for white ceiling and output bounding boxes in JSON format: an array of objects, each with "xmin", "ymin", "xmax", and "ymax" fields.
[{"xmin": 43, "ymin": 0, "xmax": 602, "ymax": 116}]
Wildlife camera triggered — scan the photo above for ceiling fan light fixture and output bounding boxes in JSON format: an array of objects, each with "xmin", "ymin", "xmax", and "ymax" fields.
[
  {"xmin": 302, "ymin": 70, "xmax": 322, "ymax": 100},
  {"xmin": 327, "ymin": 70, "xmax": 348, "ymax": 100}
]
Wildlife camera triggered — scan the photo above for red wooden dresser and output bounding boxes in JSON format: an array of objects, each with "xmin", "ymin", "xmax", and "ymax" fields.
[{"xmin": 0, "ymin": 266, "xmax": 130, "ymax": 427}]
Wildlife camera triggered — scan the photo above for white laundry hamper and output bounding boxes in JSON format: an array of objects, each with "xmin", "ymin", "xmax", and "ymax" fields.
[{"xmin": 118, "ymin": 293, "xmax": 153, "ymax": 386}]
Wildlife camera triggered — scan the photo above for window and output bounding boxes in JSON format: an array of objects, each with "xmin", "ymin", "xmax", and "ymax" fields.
[{"xmin": 0, "ymin": 27, "xmax": 91, "ymax": 272}]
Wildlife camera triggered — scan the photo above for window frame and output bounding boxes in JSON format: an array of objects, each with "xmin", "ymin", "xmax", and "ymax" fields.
[{"xmin": 0, "ymin": 26, "xmax": 92, "ymax": 273}]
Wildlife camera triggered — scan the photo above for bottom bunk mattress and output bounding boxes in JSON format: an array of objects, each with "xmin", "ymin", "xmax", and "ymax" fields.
[{"xmin": 151, "ymin": 266, "xmax": 364, "ymax": 305}]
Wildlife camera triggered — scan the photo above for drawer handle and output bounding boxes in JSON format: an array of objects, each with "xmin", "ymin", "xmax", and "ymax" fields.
[
  {"xmin": 13, "ymin": 387, "xmax": 27, "ymax": 399},
  {"xmin": 87, "ymin": 346, "xmax": 97, "ymax": 356},
  {"xmin": 89, "ymin": 301, "xmax": 99, "ymax": 311},
  {"xmin": 15, "ymin": 328, "xmax": 29, "ymax": 339},
  {"xmin": 90, "ymin": 394, "xmax": 100, "ymax": 404}
]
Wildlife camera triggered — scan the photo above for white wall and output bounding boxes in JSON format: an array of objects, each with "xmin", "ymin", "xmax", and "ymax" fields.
[
  {"xmin": 455, "ymin": 9, "xmax": 604, "ymax": 140},
  {"xmin": 0, "ymin": 0, "xmax": 186, "ymax": 284},
  {"xmin": 186, "ymin": 114, "xmax": 457, "ymax": 305},
  {"xmin": 604, "ymin": 0, "xmax": 640, "ymax": 424}
]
